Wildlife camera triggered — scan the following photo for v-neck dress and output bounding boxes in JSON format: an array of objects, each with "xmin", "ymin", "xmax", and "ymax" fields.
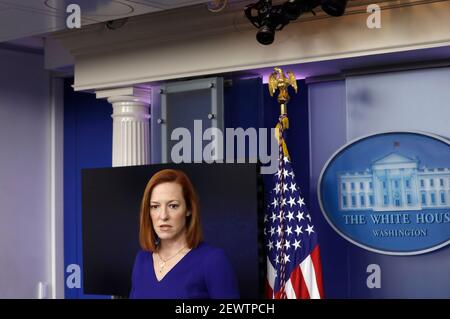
[{"xmin": 129, "ymin": 242, "xmax": 240, "ymax": 299}]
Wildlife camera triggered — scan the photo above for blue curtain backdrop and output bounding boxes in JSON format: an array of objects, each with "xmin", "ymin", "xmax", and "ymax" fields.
[
  {"xmin": 223, "ymin": 77, "xmax": 310, "ymax": 210},
  {"xmin": 64, "ymin": 79, "xmax": 112, "ymax": 298}
]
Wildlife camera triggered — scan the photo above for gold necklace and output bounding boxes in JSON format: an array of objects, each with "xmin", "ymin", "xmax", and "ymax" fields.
[{"xmin": 156, "ymin": 246, "xmax": 186, "ymax": 273}]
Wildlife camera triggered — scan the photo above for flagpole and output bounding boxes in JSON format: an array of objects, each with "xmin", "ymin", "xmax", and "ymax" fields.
[
  {"xmin": 268, "ymin": 67, "xmax": 299, "ymax": 299},
  {"xmin": 264, "ymin": 67, "xmax": 325, "ymax": 299}
]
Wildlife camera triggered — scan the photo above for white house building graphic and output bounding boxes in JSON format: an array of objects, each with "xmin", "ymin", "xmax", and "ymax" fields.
[{"xmin": 338, "ymin": 152, "xmax": 450, "ymax": 211}]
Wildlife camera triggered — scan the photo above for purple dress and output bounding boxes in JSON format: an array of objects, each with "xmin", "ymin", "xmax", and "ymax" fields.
[{"xmin": 129, "ymin": 242, "xmax": 240, "ymax": 299}]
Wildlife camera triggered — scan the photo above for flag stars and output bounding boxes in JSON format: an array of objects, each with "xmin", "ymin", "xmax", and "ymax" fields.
[
  {"xmin": 276, "ymin": 225, "xmax": 282, "ymax": 236},
  {"xmin": 275, "ymin": 169, "xmax": 282, "ymax": 178},
  {"xmin": 289, "ymin": 182, "xmax": 297, "ymax": 193},
  {"xmin": 288, "ymin": 196, "xmax": 296, "ymax": 207},
  {"xmin": 271, "ymin": 212, "xmax": 277, "ymax": 223},
  {"xmin": 293, "ymin": 239, "xmax": 302, "ymax": 250},
  {"xmin": 294, "ymin": 225, "xmax": 303, "ymax": 236},
  {"xmin": 273, "ymin": 183, "xmax": 280, "ymax": 194},
  {"xmin": 286, "ymin": 225, "xmax": 293, "ymax": 236},
  {"xmin": 286, "ymin": 211, "xmax": 294, "ymax": 222},
  {"xmin": 269, "ymin": 226, "xmax": 275, "ymax": 236},
  {"xmin": 306, "ymin": 224, "xmax": 315, "ymax": 235},
  {"xmin": 277, "ymin": 211, "xmax": 284, "ymax": 222},
  {"xmin": 265, "ymin": 137, "xmax": 324, "ymax": 291},
  {"xmin": 284, "ymin": 240, "xmax": 291, "ymax": 250},
  {"xmin": 271, "ymin": 198, "xmax": 279, "ymax": 208},
  {"xmin": 276, "ymin": 240, "xmax": 282, "ymax": 250}
]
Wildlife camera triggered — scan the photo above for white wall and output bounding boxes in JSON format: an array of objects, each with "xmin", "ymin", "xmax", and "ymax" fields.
[{"xmin": 0, "ymin": 48, "xmax": 51, "ymax": 298}]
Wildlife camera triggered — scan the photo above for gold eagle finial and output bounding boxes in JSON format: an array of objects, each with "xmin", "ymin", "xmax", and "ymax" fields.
[
  {"xmin": 268, "ymin": 67, "xmax": 298, "ymax": 157},
  {"xmin": 268, "ymin": 67, "xmax": 297, "ymax": 105}
]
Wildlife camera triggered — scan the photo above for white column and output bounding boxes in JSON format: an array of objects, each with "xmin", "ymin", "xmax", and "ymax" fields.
[{"xmin": 96, "ymin": 87, "xmax": 151, "ymax": 167}]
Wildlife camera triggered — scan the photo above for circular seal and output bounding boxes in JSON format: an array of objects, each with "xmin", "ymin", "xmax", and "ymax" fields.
[{"xmin": 318, "ymin": 131, "xmax": 450, "ymax": 255}]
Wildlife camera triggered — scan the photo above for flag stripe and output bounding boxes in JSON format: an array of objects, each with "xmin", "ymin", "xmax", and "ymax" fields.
[
  {"xmin": 299, "ymin": 254, "xmax": 321, "ymax": 299},
  {"xmin": 289, "ymin": 266, "xmax": 310, "ymax": 299},
  {"xmin": 284, "ymin": 277, "xmax": 297, "ymax": 299},
  {"xmin": 311, "ymin": 245, "xmax": 325, "ymax": 299},
  {"xmin": 265, "ymin": 279, "xmax": 274, "ymax": 299},
  {"xmin": 267, "ymin": 257, "xmax": 276, "ymax": 291}
]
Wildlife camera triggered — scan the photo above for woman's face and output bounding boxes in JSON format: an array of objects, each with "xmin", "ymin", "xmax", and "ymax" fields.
[{"xmin": 150, "ymin": 182, "xmax": 189, "ymax": 243}]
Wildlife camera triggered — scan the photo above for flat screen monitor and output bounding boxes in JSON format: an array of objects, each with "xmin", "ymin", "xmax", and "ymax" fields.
[{"xmin": 82, "ymin": 163, "xmax": 264, "ymax": 298}]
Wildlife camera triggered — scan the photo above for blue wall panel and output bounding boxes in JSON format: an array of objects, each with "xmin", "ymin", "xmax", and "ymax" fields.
[
  {"xmin": 345, "ymin": 68, "xmax": 450, "ymax": 298},
  {"xmin": 309, "ymin": 80, "xmax": 351, "ymax": 298},
  {"xmin": 64, "ymin": 78, "xmax": 112, "ymax": 298},
  {"xmin": 309, "ymin": 68, "xmax": 450, "ymax": 298}
]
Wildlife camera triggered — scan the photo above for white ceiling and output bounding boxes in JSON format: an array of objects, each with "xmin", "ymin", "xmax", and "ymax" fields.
[{"xmin": 0, "ymin": 0, "xmax": 216, "ymax": 43}]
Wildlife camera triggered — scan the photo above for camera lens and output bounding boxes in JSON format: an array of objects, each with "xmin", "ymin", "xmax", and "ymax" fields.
[
  {"xmin": 321, "ymin": 0, "xmax": 348, "ymax": 17},
  {"xmin": 257, "ymin": 25, "xmax": 275, "ymax": 45}
]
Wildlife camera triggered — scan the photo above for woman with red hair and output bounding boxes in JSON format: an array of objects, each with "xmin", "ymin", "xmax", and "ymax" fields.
[{"xmin": 129, "ymin": 169, "xmax": 239, "ymax": 299}]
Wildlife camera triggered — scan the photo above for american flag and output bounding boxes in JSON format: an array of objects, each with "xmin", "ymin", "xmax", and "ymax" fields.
[{"xmin": 264, "ymin": 117, "xmax": 325, "ymax": 299}]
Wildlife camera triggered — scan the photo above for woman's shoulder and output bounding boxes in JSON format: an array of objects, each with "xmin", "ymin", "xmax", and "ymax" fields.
[
  {"xmin": 193, "ymin": 242, "xmax": 230, "ymax": 262},
  {"xmin": 194, "ymin": 242, "xmax": 223, "ymax": 253},
  {"xmin": 134, "ymin": 249, "xmax": 152, "ymax": 264},
  {"xmin": 195, "ymin": 242, "xmax": 239, "ymax": 297}
]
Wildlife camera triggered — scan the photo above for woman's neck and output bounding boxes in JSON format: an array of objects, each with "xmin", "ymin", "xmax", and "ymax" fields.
[{"xmin": 159, "ymin": 235, "xmax": 187, "ymax": 254}]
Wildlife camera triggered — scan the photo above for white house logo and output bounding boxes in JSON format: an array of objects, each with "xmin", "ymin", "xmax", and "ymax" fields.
[
  {"xmin": 318, "ymin": 132, "xmax": 450, "ymax": 255},
  {"xmin": 338, "ymin": 153, "xmax": 450, "ymax": 212}
]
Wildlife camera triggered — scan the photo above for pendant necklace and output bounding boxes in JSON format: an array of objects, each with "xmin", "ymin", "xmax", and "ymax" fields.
[{"xmin": 156, "ymin": 246, "xmax": 186, "ymax": 273}]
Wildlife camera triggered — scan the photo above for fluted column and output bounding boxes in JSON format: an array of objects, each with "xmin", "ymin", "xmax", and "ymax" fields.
[{"xmin": 96, "ymin": 87, "xmax": 151, "ymax": 167}]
